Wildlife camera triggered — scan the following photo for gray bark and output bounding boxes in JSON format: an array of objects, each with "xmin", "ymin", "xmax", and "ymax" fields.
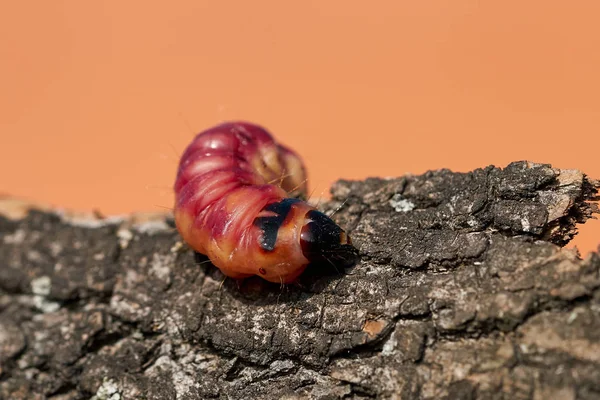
[{"xmin": 0, "ymin": 161, "xmax": 599, "ymax": 400}]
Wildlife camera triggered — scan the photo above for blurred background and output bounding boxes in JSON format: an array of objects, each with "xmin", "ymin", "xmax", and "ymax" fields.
[{"xmin": 1, "ymin": 1, "xmax": 598, "ymax": 255}]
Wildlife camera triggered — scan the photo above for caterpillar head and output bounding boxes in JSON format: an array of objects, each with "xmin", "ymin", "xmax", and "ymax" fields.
[{"xmin": 300, "ymin": 210, "xmax": 359, "ymax": 268}]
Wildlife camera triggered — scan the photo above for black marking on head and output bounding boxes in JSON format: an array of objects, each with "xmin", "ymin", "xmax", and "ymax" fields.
[
  {"xmin": 300, "ymin": 210, "xmax": 359, "ymax": 268},
  {"xmin": 254, "ymin": 198, "xmax": 301, "ymax": 251}
]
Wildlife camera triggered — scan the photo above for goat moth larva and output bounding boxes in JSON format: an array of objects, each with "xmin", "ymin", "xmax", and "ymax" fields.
[{"xmin": 174, "ymin": 121, "xmax": 358, "ymax": 283}]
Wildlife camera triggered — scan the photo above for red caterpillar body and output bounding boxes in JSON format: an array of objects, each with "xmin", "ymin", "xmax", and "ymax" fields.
[{"xmin": 174, "ymin": 121, "xmax": 358, "ymax": 283}]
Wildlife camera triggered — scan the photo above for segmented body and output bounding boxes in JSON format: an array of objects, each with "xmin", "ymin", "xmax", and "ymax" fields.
[{"xmin": 174, "ymin": 121, "xmax": 357, "ymax": 283}]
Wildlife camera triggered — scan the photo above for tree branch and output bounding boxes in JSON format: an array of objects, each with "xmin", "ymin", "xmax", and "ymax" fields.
[{"xmin": 1, "ymin": 161, "xmax": 598, "ymax": 399}]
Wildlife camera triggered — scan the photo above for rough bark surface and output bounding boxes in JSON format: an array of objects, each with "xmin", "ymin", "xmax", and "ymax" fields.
[{"xmin": 1, "ymin": 161, "xmax": 599, "ymax": 400}]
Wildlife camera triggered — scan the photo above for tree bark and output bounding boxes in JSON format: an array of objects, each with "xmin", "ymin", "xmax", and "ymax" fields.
[{"xmin": 1, "ymin": 161, "xmax": 599, "ymax": 400}]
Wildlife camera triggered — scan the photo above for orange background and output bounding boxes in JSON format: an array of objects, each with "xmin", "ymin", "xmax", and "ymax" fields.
[{"xmin": 1, "ymin": 1, "xmax": 598, "ymax": 255}]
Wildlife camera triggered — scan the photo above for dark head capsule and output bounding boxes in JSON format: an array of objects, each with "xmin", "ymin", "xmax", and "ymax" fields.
[{"xmin": 300, "ymin": 210, "xmax": 359, "ymax": 268}]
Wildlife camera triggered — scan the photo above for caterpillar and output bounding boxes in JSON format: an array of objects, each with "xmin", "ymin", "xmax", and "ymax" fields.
[{"xmin": 173, "ymin": 121, "xmax": 359, "ymax": 284}]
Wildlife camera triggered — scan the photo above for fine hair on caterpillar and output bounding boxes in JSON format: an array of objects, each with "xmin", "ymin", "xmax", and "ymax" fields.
[{"xmin": 173, "ymin": 121, "xmax": 359, "ymax": 284}]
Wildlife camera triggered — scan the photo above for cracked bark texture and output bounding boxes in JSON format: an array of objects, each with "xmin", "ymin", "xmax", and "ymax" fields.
[{"xmin": 1, "ymin": 161, "xmax": 599, "ymax": 400}]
